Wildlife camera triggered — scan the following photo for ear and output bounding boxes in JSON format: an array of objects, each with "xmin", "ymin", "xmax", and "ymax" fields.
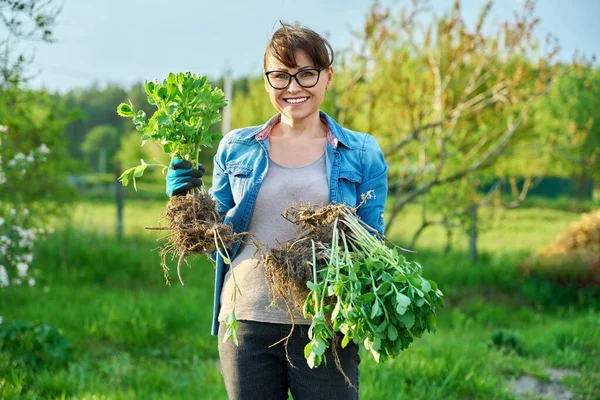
[{"xmin": 325, "ymin": 66, "xmax": 334, "ymax": 90}]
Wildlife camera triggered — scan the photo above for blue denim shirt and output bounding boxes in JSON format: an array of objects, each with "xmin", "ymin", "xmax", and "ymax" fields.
[{"xmin": 208, "ymin": 111, "xmax": 388, "ymax": 335}]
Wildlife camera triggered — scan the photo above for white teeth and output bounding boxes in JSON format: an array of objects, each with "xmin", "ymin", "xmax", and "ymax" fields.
[{"xmin": 285, "ymin": 97, "xmax": 308, "ymax": 104}]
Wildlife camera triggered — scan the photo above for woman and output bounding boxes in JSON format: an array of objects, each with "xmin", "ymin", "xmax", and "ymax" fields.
[{"xmin": 166, "ymin": 22, "xmax": 388, "ymax": 399}]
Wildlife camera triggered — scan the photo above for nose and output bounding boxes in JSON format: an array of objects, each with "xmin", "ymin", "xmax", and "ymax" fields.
[{"xmin": 287, "ymin": 76, "xmax": 302, "ymax": 93}]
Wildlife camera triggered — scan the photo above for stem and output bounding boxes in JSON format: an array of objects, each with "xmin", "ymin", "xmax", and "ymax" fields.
[
  {"xmin": 370, "ymin": 271, "xmax": 389, "ymax": 324},
  {"xmin": 311, "ymin": 239, "xmax": 319, "ymax": 312}
]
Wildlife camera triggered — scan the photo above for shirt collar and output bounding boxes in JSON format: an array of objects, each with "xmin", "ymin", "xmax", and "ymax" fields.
[{"xmin": 252, "ymin": 112, "xmax": 345, "ymax": 149}]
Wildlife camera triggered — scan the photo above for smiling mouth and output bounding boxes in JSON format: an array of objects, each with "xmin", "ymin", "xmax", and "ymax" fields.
[{"xmin": 284, "ymin": 97, "xmax": 309, "ymax": 104}]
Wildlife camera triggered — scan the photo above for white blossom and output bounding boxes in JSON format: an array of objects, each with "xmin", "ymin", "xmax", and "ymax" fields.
[
  {"xmin": 17, "ymin": 262, "xmax": 28, "ymax": 277},
  {"xmin": 23, "ymin": 209, "xmax": 29, "ymax": 215},
  {"xmin": 0, "ymin": 316, "xmax": 3, "ymax": 324},
  {"xmin": 0, "ymin": 125, "xmax": 7, "ymax": 132},
  {"xmin": 10, "ymin": 209, "xmax": 16, "ymax": 215},
  {"xmin": 8, "ymin": 159, "xmax": 16, "ymax": 167},
  {"xmin": 39, "ymin": 144, "xmax": 50, "ymax": 154},
  {"xmin": 28, "ymin": 277, "xmax": 35, "ymax": 287},
  {"xmin": 23, "ymin": 253, "xmax": 33, "ymax": 263},
  {"xmin": 0, "ymin": 217, "xmax": 4, "ymax": 225},
  {"xmin": 0, "ymin": 266, "xmax": 8, "ymax": 288},
  {"xmin": 26, "ymin": 154, "xmax": 34, "ymax": 163}
]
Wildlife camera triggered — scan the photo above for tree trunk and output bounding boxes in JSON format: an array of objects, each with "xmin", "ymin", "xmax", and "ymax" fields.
[{"xmin": 468, "ymin": 203, "xmax": 478, "ymax": 264}]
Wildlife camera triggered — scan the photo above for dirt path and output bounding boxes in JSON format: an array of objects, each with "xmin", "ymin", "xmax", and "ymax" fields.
[{"xmin": 510, "ymin": 368, "xmax": 579, "ymax": 400}]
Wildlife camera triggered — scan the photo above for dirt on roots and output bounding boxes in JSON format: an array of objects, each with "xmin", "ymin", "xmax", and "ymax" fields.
[
  {"xmin": 148, "ymin": 192, "xmax": 244, "ymax": 285},
  {"xmin": 264, "ymin": 203, "xmax": 356, "ymax": 309}
]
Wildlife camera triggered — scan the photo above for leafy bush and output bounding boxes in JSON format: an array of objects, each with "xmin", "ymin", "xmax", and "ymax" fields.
[
  {"xmin": 489, "ymin": 329, "xmax": 525, "ymax": 355},
  {"xmin": 0, "ymin": 320, "xmax": 72, "ymax": 370}
]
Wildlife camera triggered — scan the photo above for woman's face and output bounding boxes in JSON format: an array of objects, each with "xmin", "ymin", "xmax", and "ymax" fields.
[{"xmin": 264, "ymin": 50, "xmax": 333, "ymax": 124}]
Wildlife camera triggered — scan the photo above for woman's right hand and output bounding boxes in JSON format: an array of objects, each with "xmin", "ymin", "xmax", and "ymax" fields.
[{"xmin": 165, "ymin": 158, "xmax": 205, "ymax": 196}]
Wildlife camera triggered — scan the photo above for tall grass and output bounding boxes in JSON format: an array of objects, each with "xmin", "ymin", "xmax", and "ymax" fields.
[{"xmin": 0, "ymin": 200, "xmax": 598, "ymax": 399}]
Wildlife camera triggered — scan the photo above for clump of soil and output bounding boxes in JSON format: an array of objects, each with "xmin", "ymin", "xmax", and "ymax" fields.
[
  {"xmin": 283, "ymin": 203, "xmax": 355, "ymax": 244},
  {"xmin": 147, "ymin": 191, "xmax": 245, "ymax": 285},
  {"xmin": 264, "ymin": 239, "xmax": 326, "ymax": 310},
  {"xmin": 264, "ymin": 203, "xmax": 355, "ymax": 309}
]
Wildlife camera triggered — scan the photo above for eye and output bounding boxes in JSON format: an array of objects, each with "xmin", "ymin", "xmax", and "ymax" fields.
[
  {"xmin": 300, "ymin": 71, "xmax": 317, "ymax": 77},
  {"xmin": 273, "ymin": 73, "xmax": 290, "ymax": 80}
]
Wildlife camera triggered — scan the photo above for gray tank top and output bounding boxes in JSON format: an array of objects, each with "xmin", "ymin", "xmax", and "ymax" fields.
[{"xmin": 218, "ymin": 153, "xmax": 329, "ymax": 324}]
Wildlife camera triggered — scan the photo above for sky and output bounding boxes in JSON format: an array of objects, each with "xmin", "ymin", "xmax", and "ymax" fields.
[{"xmin": 16, "ymin": 0, "xmax": 600, "ymax": 93}]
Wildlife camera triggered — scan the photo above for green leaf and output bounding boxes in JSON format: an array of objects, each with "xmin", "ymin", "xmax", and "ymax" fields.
[
  {"xmin": 304, "ymin": 342, "xmax": 312, "ymax": 359},
  {"xmin": 421, "ymin": 280, "xmax": 432, "ymax": 292},
  {"xmin": 372, "ymin": 336, "xmax": 381, "ymax": 351},
  {"xmin": 117, "ymin": 167, "xmax": 137, "ymax": 186},
  {"xmin": 376, "ymin": 282, "xmax": 391, "ymax": 295},
  {"xmin": 156, "ymin": 112, "xmax": 170, "ymax": 125},
  {"xmin": 312, "ymin": 338, "xmax": 327, "ymax": 356},
  {"xmin": 133, "ymin": 110, "xmax": 147, "ymax": 125},
  {"xmin": 116, "ymin": 103, "xmax": 135, "ymax": 118},
  {"xmin": 396, "ymin": 293, "xmax": 411, "ymax": 308},
  {"xmin": 370, "ymin": 300, "xmax": 381, "ymax": 319},
  {"xmin": 133, "ymin": 164, "xmax": 148, "ymax": 178},
  {"xmin": 341, "ymin": 333, "xmax": 351, "ymax": 348},
  {"xmin": 387, "ymin": 324, "xmax": 398, "ymax": 341},
  {"xmin": 428, "ymin": 280, "xmax": 438, "ymax": 291},
  {"xmin": 145, "ymin": 81, "xmax": 155, "ymax": 95},
  {"xmin": 399, "ymin": 312, "xmax": 415, "ymax": 329},
  {"xmin": 425, "ymin": 311, "xmax": 438, "ymax": 333}
]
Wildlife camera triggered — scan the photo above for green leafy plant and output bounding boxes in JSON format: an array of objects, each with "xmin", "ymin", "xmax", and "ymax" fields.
[
  {"xmin": 301, "ymin": 207, "xmax": 444, "ymax": 368},
  {"xmin": 0, "ymin": 320, "xmax": 72, "ymax": 371},
  {"xmin": 114, "ymin": 72, "xmax": 242, "ymax": 345},
  {"xmin": 489, "ymin": 329, "xmax": 525, "ymax": 355},
  {"xmin": 116, "ymin": 72, "xmax": 226, "ymax": 190}
]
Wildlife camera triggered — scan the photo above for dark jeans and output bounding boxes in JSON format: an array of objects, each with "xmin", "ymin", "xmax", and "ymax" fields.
[{"xmin": 218, "ymin": 320, "xmax": 360, "ymax": 400}]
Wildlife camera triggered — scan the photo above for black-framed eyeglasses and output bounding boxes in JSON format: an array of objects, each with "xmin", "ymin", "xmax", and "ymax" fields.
[{"xmin": 264, "ymin": 68, "xmax": 323, "ymax": 90}]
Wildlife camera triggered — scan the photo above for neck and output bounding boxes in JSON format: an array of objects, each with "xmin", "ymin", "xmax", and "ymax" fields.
[{"xmin": 276, "ymin": 111, "xmax": 325, "ymax": 138}]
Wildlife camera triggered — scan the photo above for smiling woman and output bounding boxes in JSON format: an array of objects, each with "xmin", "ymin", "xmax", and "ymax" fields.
[{"xmin": 165, "ymin": 21, "xmax": 388, "ymax": 400}]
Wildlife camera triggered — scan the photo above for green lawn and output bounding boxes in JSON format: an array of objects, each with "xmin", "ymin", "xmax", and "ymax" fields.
[{"xmin": 1, "ymin": 199, "xmax": 598, "ymax": 399}]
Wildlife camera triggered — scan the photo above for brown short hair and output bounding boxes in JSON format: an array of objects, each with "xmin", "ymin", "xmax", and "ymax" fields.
[{"xmin": 264, "ymin": 22, "xmax": 334, "ymax": 70}]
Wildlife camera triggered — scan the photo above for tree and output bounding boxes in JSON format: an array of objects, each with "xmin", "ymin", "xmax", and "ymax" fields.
[
  {"xmin": 61, "ymin": 84, "xmax": 128, "ymax": 159},
  {"xmin": 334, "ymin": 0, "xmax": 560, "ymax": 259},
  {"xmin": 80, "ymin": 124, "xmax": 120, "ymax": 173},
  {"xmin": 0, "ymin": 0, "xmax": 73, "ymax": 288},
  {"xmin": 0, "ymin": 0, "xmax": 59, "ymax": 87},
  {"xmin": 533, "ymin": 60, "xmax": 600, "ymax": 197},
  {"xmin": 230, "ymin": 76, "xmax": 275, "ymax": 129}
]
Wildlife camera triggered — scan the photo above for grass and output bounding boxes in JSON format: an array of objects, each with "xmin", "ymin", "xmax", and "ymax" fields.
[{"xmin": 1, "ymin": 199, "xmax": 599, "ymax": 399}]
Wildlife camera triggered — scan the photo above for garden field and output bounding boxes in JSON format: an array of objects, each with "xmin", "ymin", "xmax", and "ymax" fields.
[{"xmin": 1, "ymin": 199, "xmax": 598, "ymax": 399}]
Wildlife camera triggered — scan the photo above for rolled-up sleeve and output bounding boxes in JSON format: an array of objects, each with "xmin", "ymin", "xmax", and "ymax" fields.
[
  {"xmin": 356, "ymin": 135, "xmax": 388, "ymax": 236},
  {"xmin": 209, "ymin": 137, "xmax": 235, "ymax": 220}
]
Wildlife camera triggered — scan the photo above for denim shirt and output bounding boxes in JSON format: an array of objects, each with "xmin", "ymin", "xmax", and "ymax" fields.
[{"xmin": 208, "ymin": 111, "xmax": 388, "ymax": 335}]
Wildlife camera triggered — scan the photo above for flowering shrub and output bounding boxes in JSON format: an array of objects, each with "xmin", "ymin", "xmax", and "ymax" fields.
[{"xmin": 0, "ymin": 125, "xmax": 52, "ymax": 288}]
